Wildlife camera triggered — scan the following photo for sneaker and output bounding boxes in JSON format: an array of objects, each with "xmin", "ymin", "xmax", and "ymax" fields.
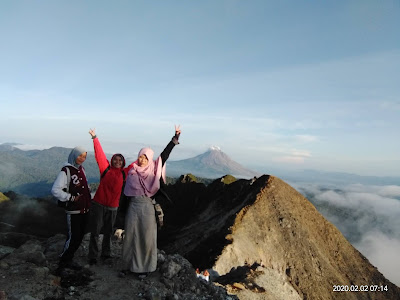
[
  {"xmin": 137, "ymin": 272, "xmax": 149, "ymax": 279},
  {"xmin": 89, "ymin": 258, "xmax": 97, "ymax": 265}
]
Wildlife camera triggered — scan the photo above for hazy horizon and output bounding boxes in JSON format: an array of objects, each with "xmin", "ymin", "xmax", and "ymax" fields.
[
  {"xmin": 2, "ymin": 141, "xmax": 400, "ymax": 180},
  {"xmin": 1, "ymin": 1, "xmax": 399, "ymax": 177}
]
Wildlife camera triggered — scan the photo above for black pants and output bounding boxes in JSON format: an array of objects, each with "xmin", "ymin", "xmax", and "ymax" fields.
[
  {"xmin": 88, "ymin": 202, "xmax": 117, "ymax": 259},
  {"xmin": 60, "ymin": 213, "xmax": 89, "ymax": 263}
]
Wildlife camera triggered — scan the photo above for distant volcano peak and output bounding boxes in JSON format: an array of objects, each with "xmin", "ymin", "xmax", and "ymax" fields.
[
  {"xmin": 209, "ymin": 146, "xmax": 222, "ymax": 152},
  {"xmin": 167, "ymin": 148, "xmax": 260, "ymax": 179}
]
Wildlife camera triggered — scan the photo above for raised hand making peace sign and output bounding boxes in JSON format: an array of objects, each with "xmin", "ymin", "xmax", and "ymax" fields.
[{"xmin": 174, "ymin": 125, "xmax": 181, "ymax": 139}]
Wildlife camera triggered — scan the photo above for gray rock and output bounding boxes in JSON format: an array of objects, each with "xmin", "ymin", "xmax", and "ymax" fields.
[
  {"xmin": 157, "ymin": 250, "xmax": 166, "ymax": 264},
  {"xmin": 44, "ymin": 234, "xmax": 65, "ymax": 253},
  {"xmin": 27, "ymin": 251, "xmax": 47, "ymax": 266},
  {"xmin": 146, "ymin": 287, "xmax": 162, "ymax": 300},
  {"xmin": 0, "ymin": 245, "xmax": 14, "ymax": 259},
  {"xmin": 32, "ymin": 266, "xmax": 49, "ymax": 278},
  {"xmin": 0, "ymin": 233, "xmax": 36, "ymax": 248},
  {"xmin": 7, "ymin": 240, "xmax": 47, "ymax": 266},
  {"xmin": 17, "ymin": 295, "xmax": 38, "ymax": 300},
  {"xmin": 0, "ymin": 261, "xmax": 10, "ymax": 270},
  {"xmin": 161, "ymin": 260, "xmax": 182, "ymax": 279},
  {"xmin": 17, "ymin": 240, "xmax": 44, "ymax": 253}
]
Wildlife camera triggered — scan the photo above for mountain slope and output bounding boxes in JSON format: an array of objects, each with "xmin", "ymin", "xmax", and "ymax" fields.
[
  {"xmin": 0, "ymin": 145, "xmax": 100, "ymax": 196},
  {"xmin": 159, "ymin": 175, "xmax": 400, "ymax": 299},
  {"xmin": 167, "ymin": 147, "xmax": 260, "ymax": 179}
]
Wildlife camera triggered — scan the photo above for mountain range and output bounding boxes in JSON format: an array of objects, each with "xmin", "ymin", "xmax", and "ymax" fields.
[
  {"xmin": 0, "ymin": 144, "xmax": 99, "ymax": 197},
  {"xmin": 0, "ymin": 143, "xmax": 259, "ymax": 197},
  {"xmin": 2, "ymin": 142, "xmax": 400, "ymax": 198}
]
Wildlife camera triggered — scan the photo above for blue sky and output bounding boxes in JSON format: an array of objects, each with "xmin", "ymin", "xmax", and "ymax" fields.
[{"xmin": 0, "ymin": 0, "xmax": 399, "ymax": 176}]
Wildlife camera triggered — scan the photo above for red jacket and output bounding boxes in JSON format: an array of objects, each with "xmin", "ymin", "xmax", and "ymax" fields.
[{"xmin": 92, "ymin": 137, "xmax": 127, "ymax": 208}]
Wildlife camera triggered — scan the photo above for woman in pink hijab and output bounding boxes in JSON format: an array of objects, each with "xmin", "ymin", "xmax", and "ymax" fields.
[{"xmin": 120, "ymin": 125, "xmax": 181, "ymax": 278}]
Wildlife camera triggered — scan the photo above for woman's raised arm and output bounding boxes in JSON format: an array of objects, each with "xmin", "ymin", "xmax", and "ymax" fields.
[
  {"xmin": 89, "ymin": 128, "xmax": 110, "ymax": 174},
  {"xmin": 160, "ymin": 125, "xmax": 181, "ymax": 166}
]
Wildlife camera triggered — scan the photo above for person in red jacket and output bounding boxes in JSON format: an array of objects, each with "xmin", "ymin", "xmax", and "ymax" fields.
[{"xmin": 88, "ymin": 128, "xmax": 127, "ymax": 265}]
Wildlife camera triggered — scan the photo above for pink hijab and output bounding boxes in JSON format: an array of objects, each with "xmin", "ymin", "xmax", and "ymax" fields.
[{"xmin": 124, "ymin": 147, "xmax": 166, "ymax": 197}]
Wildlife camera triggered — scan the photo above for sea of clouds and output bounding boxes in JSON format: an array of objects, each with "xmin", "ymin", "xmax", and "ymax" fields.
[{"xmin": 292, "ymin": 182, "xmax": 400, "ymax": 286}]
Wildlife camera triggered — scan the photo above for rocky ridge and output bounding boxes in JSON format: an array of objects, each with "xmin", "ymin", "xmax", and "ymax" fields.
[
  {"xmin": 159, "ymin": 175, "xmax": 400, "ymax": 299},
  {"xmin": 0, "ymin": 175, "xmax": 399, "ymax": 299}
]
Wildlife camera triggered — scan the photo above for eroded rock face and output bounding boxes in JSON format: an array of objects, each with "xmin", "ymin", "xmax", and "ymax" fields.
[
  {"xmin": 158, "ymin": 175, "xmax": 267, "ymax": 269},
  {"xmin": 159, "ymin": 175, "xmax": 400, "ymax": 299}
]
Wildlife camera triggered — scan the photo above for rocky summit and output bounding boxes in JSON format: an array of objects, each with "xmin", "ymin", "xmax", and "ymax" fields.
[
  {"xmin": 0, "ymin": 174, "xmax": 399, "ymax": 299},
  {"xmin": 159, "ymin": 175, "xmax": 400, "ymax": 299}
]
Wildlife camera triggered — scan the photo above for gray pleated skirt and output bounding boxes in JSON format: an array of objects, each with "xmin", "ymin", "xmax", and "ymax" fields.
[{"xmin": 122, "ymin": 195, "xmax": 157, "ymax": 273}]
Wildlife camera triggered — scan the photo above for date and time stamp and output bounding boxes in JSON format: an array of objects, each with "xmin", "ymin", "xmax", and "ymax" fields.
[{"xmin": 333, "ymin": 284, "xmax": 389, "ymax": 293}]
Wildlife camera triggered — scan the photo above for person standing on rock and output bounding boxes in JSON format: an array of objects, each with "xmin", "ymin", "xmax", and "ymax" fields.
[
  {"xmin": 119, "ymin": 125, "xmax": 181, "ymax": 278},
  {"xmin": 51, "ymin": 146, "xmax": 92, "ymax": 271},
  {"xmin": 87, "ymin": 128, "xmax": 127, "ymax": 265}
]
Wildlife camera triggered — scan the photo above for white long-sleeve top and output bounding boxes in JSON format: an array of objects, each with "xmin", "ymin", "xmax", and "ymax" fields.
[{"xmin": 51, "ymin": 164, "xmax": 72, "ymax": 202}]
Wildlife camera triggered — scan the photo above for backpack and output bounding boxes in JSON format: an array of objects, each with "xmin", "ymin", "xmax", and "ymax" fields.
[
  {"xmin": 151, "ymin": 181, "xmax": 173, "ymax": 229},
  {"xmin": 101, "ymin": 165, "xmax": 126, "ymax": 182},
  {"xmin": 57, "ymin": 166, "xmax": 71, "ymax": 208}
]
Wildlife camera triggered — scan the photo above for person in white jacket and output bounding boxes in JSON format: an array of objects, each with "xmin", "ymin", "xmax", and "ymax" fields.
[{"xmin": 52, "ymin": 146, "xmax": 91, "ymax": 271}]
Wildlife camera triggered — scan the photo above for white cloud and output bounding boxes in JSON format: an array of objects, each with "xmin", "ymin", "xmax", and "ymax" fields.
[
  {"xmin": 297, "ymin": 182, "xmax": 400, "ymax": 286},
  {"xmin": 291, "ymin": 149, "xmax": 311, "ymax": 157},
  {"xmin": 13, "ymin": 144, "xmax": 53, "ymax": 151},
  {"xmin": 377, "ymin": 185, "xmax": 400, "ymax": 198},
  {"xmin": 318, "ymin": 187, "xmax": 400, "ymax": 218},
  {"xmin": 355, "ymin": 231, "xmax": 400, "ymax": 286},
  {"xmin": 274, "ymin": 148, "xmax": 312, "ymax": 165},
  {"xmin": 346, "ymin": 184, "xmax": 400, "ymax": 198},
  {"xmin": 275, "ymin": 156, "xmax": 306, "ymax": 164}
]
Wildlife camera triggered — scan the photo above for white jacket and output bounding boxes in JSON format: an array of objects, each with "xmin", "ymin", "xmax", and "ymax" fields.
[{"xmin": 51, "ymin": 163, "xmax": 74, "ymax": 202}]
